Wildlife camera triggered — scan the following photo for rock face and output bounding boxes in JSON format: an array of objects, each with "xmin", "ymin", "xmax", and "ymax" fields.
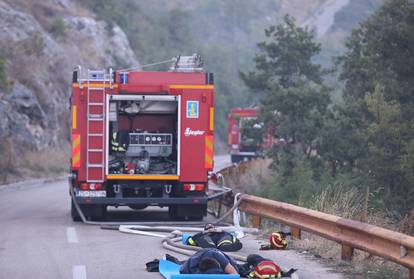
[{"xmin": 0, "ymin": 0, "xmax": 139, "ymax": 178}]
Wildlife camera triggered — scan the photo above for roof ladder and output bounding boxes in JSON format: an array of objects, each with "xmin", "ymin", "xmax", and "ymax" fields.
[{"xmin": 86, "ymin": 69, "xmax": 107, "ymax": 183}]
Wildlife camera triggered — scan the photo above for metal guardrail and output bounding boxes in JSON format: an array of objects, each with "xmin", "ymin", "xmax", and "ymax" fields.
[{"xmin": 217, "ymin": 160, "xmax": 414, "ymax": 278}]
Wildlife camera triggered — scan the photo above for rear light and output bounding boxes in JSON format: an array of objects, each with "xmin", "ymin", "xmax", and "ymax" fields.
[
  {"xmin": 183, "ymin": 184, "xmax": 205, "ymax": 191},
  {"xmin": 89, "ymin": 183, "xmax": 102, "ymax": 190},
  {"xmin": 80, "ymin": 183, "xmax": 103, "ymax": 190}
]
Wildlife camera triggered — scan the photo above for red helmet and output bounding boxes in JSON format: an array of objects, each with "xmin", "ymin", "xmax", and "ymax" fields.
[
  {"xmin": 253, "ymin": 260, "xmax": 282, "ymax": 278},
  {"xmin": 269, "ymin": 232, "xmax": 287, "ymax": 249}
]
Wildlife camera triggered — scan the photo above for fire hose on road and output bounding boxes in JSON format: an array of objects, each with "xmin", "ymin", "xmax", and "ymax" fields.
[{"xmin": 69, "ymin": 164, "xmax": 301, "ymax": 277}]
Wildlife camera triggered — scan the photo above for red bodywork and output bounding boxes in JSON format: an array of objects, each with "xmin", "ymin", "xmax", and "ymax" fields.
[
  {"xmin": 70, "ymin": 70, "xmax": 214, "ymax": 217},
  {"xmin": 228, "ymin": 108, "xmax": 273, "ymax": 162},
  {"xmin": 228, "ymin": 108, "xmax": 257, "ymax": 147}
]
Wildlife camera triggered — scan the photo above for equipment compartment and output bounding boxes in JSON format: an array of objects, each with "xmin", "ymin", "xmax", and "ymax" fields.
[{"xmin": 107, "ymin": 96, "xmax": 179, "ymax": 175}]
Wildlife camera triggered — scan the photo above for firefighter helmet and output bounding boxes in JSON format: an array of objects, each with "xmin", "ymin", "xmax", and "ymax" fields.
[
  {"xmin": 248, "ymin": 260, "xmax": 282, "ymax": 278},
  {"xmin": 269, "ymin": 232, "xmax": 288, "ymax": 249}
]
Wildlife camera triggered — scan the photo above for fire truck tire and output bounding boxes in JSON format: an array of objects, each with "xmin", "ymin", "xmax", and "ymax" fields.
[
  {"xmin": 169, "ymin": 205, "xmax": 205, "ymax": 220},
  {"xmin": 168, "ymin": 205, "xmax": 178, "ymax": 220},
  {"xmin": 231, "ymin": 155, "xmax": 242, "ymax": 164},
  {"xmin": 87, "ymin": 205, "xmax": 107, "ymax": 221},
  {"xmin": 71, "ymin": 200, "xmax": 82, "ymax": 222},
  {"xmin": 71, "ymin": 201, "xmax": 106, "ymax": 221}
]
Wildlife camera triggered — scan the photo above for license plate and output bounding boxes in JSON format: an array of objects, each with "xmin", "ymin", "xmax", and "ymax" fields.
[{"xmin": 76, "ymin": 190, "xmax": 106, "ymax": 197}]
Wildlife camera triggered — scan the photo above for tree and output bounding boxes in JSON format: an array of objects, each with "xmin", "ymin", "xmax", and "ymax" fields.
[
  {"xmin": 339, "ymin": 0, "xmax": 414, "ymax": 114},
  {"xmin": 242, "ymin": 15, "xmax": 331, "ymax": 204},
  {"xmin": 241, "ymin": 15, "xmax": 331, "ymax": 158},
  {"xmin": 364, "ymin": 85, "xmax": 414, "ymax": 212},
  {"xmin": 337, "ymin": 0, "xmax": 414, "ymax": 214}
]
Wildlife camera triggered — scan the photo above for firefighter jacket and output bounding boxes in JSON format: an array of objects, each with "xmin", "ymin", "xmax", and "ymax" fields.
[{"xmin": 111, "ymin": 132, "xmax": 128, "ymax": 152}]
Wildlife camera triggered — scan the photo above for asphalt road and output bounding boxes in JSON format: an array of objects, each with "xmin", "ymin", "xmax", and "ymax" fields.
[{"xmin": 0, "ymin": 155, "xmax": 343, "ymax": 279}]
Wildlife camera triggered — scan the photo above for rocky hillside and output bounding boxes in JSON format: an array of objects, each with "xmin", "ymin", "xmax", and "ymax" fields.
[{"xmin": 0, "ymin": 0, "xmax": 138, "ymax": 182}]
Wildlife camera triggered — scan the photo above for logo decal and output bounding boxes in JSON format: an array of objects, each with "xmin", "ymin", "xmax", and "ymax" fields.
[
  {"xmin": 184, "ymin": 128, "xmax": 205, "ymax": 136},
  {"xmin": 186, "ymin": 101, "xmax": 199, "ymax": 118}
]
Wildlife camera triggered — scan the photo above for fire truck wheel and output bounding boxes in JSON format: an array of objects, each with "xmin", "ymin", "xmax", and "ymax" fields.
[
  {"xmin": 88, "ymin": 205, "xmax": 107, "ymax": 221},
  {"xmin": 71, "ymin": 201, "xmax": 106, "ymax": 221},
  {"xmin": 169, "ymin": 205, "xmax": 205, "ymax": 221},
  {"xmin": 231, "ymin": 155, "xmax": 242, "ymax": 164},
  {"xmin": 71, "ymin": 200, "xmax": 82, "ymax": 222},
  {"xmin": 168, "ymin": 205, "xmax": 178, "ymax": 220}
]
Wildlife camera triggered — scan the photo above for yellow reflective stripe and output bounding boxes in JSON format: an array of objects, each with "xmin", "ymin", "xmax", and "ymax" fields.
[
  {"xmin": 205, "ymin": 137, "xmax": 213, "ymax": 151},
  {"xmin": 257, "ymin": 264, "xmax": 278, "ymax": 272},
  {"xmin": 73, "ymin": 153, "xmax": 80, "ymax": 166},
  {"xmin": 205, "ymin": 135, "xmax": 213, "ymax": 168},
  {"xmin": 72, "ymin": 105, "xmax": 77, "ymax": 129},
  {"xmin": 187, "ymin": 237, "xmax": 196, "ymax": 246},
  {"xmin": 73, "ymin": 134, "xmax": 80, "ymax": 147},
  {"xmin": 205, "ymin": 155, "xmax": 213, "ymax": 168},
  {"xmin": 106, "ymin": 174, "xmax": 179, "ymax": 180},
  {"xmin": 254, "ymin": 273, "xmax": 276, "ymax": 279},
  {"xmin": 209, "ymin": 107, "xmax": 214, "ymax": 131},
  {"xmin": 218, "ymin": 240, "xmax": 233, "ymax": 246},
  {"xmin": 72, "ymin": 134, "xmax": 81, "ymax": 168},
  {"xmin": 169, "ymin": 85, "xmax": 214, "ymax": 89}
]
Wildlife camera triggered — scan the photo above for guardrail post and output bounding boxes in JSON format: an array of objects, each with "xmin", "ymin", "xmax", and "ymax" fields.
[
  {"xmin": 341, "ymin": 243, "xmax": 354, "ymax": 261},
  {"xmin": 290, "ymin": 227, "xmax": 301, "ymax": 239},
  {"xmin": 252, "ymin": 215, "xmax": 262, "ymax": 229}
]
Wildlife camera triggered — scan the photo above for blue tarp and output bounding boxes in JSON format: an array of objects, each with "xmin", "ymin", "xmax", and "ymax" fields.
[
  {"xmin": 159, "ymin": 260, "xmax": 240, "ymax": 279},
  {"xmin": 182, "ymin": 233, "xmax": 191, "ymax": 244}
]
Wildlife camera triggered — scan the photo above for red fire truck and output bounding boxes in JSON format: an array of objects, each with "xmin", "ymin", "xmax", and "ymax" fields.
[
  {"xmin": 69, "ymin": 55, "xmax": 215, "ymax": 221},
  {"xmin": 228, "ymin": 108, "xmax": 273, "ymax": 163}
]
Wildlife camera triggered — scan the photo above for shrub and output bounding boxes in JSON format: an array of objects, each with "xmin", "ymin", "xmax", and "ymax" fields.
[
  {"xmin": 50, "ymin": 19, "xmax": 67, "ymax": 39},
  {"xmin": 18, "ymin": 32, "xmax": 45, "ymax": 56},
  {"xmin": 0, "ymin": 51, "xmax": 10, "ymax": 92}
]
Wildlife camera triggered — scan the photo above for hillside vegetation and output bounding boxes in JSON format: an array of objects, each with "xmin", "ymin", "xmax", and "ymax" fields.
[
  {"xmin": 0, "ymin": 0, "xmax": 138, "ymax": 182},
  {"xmin": 0, "ymin": 0, "xmax": 383, "ymax": 184},
  {"xmin": 80, "ymin": 0, "xmax": 382, "ymax": 142},
  {"xmin": 243, "ymin": 0, "xmax": 414, "ymax": 219}
]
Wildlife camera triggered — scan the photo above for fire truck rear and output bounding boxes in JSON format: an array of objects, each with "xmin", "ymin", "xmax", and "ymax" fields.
[
  {"xmin": 228, "ymin": 108, "xmax": 273, "ymax": 163},
  {"xmin": 69, "ymin": 55, "xmax": 215, "ymax": 221}
]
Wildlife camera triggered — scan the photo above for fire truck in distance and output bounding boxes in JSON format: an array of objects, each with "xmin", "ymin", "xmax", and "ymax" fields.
[
  {"xmin": 69, "ymin": 55, "xmax": 215, "ymax": 221},
  {"xmin": 228, "ymin": 108, "xmax": 273, "ymax": 163}
]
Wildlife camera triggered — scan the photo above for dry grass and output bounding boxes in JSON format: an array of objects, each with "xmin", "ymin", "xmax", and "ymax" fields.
[
  {"xmin": 284, "ymin": 187, "xmax": 409, "ymax": 279},
  {"xmin": 225, "ymin": 158, "xmax": 272, "ymax": 195},
  {"xmin": 289, "ymin": 232, "xmax": 408, "ymax": 279},
  {"xmin": 0, "ymin": 144, "xmax": 69, "ymax": 185},
  {"xmin": 312, "ymin": 186, "xmax": 364, "ymax": 219},
  {"xmin": 399, "ymin": 208, "xmax": 414, "ymax": 236},
  {"xmin": 23, "ymin": 145, "xmax": 69, "ymax": 176}
]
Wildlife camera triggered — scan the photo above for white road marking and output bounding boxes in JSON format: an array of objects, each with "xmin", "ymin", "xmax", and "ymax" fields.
[
  {"xmin": 73, "ymin": 265, "xmax": 87, "ymax": 279},
  {"xmin": 67, "ymin": 227, "xmax": 79, "ymax": 243}
]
